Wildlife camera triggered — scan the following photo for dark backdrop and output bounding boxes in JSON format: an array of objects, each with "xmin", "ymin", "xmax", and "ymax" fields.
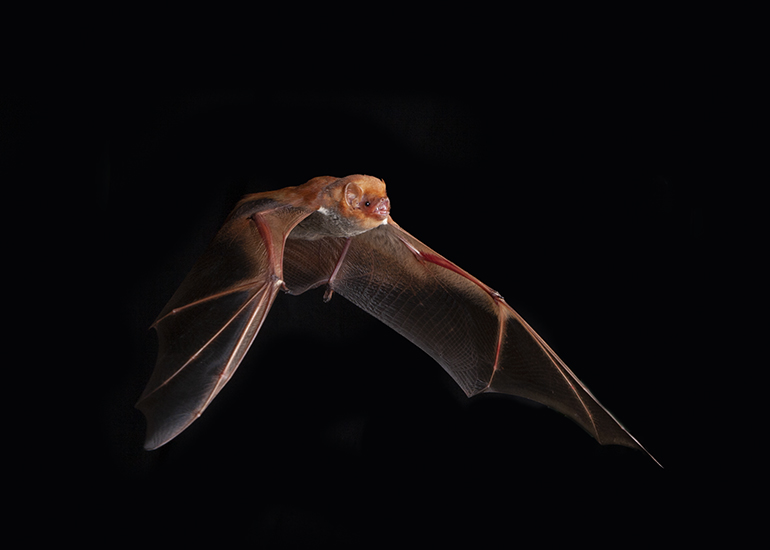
[{"xmin": 7, "ymin": 12, "xmax": 727, "ymax": 546}]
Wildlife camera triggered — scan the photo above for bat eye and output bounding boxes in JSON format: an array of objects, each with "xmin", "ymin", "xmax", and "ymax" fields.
[{"xmin": 365, "ymin": 201, "xmax": 371, "ymax": 207}]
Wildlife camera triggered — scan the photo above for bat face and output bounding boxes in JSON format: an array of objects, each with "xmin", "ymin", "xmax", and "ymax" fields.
[
  {"xmin": 138, "ymin": 174, "xmax": 659, "ymax": 466},
  {"xmin": 343, "ymin": 177, "xmax": 390, "ymax": 222},
  {"xmin": 321, "ymin": 174, "xmax": 390, "ymax": 233}
]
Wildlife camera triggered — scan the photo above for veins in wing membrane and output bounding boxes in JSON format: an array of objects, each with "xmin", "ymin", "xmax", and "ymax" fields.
[
  {"xmin": 144, "ymin": 280, "xmax": 268, "ymax": 397},
  {"xmin": 153, "ymin": 280, "xmax": 268, "ymax": 327},
  {"xmin": 384, "ymin": 231, "xmax": 509, "ymax": 395}
]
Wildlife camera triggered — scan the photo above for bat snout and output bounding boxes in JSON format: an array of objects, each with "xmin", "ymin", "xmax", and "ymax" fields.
[{"xmin": 372, "ymin": 197, "xmax": 390, "ymax": 219}]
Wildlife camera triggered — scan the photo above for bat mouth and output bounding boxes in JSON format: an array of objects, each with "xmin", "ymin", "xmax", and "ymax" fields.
[{"xmin": 372, "ymin": 198, "xmax": 390, "ymax": 219}]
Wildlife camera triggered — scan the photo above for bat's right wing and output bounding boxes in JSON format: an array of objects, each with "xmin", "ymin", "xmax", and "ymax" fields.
[{"xmin": 137, "ymin": 196, "xmax": 313, "ymax": 450}]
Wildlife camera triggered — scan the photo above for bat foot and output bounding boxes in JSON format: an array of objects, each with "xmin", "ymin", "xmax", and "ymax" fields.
[{"xmin": 323, "ymin": 286, "xmax": 335, "ymax": 302}]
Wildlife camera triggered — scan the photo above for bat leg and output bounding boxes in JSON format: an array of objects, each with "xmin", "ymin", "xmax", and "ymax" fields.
[{"xmin": 323, "ymin": 237, "xmax": 352, "ymax": 302}]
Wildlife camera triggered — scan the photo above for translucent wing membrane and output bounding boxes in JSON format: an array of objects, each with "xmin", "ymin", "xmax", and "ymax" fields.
[
  {"xmin": 283, "ymin": 221, "xmax": 659, "ymax": 464},
  {"xmin": 138, "ymin": 175, "xmax": 656, "ymax": 464},
  {"xmin": 136, "ymin": 202, "xmax": 312, "ymax": 449}
]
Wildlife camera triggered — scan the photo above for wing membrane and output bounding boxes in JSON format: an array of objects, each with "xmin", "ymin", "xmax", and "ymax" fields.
[
  {"xmin": 136, "ymin": 200, "xmax": 312, "ymax": 449},
  {"xmin": 317, "ymin": 221, "xmax": 656, "ymax": 461}
]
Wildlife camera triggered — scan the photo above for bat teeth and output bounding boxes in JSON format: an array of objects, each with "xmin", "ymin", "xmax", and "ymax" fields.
[{"xmin": 373, "ymin": 198, "xmax": 390, "ymax": 217}]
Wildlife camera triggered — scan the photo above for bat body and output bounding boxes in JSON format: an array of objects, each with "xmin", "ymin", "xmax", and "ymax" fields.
[{"xmin": 137, "ymin": 174, "xmax": 659, "ymax": 466}]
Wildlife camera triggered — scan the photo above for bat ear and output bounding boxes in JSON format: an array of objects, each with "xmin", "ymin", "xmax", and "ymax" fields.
[{"xmin": 345, "ymin": 182, "xmax": 364, "ymax": 209}]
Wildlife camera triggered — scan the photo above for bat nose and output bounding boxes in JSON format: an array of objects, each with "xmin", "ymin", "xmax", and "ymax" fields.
[{"xmin": 374, "ymin": 197, "xmax": 390, "ymax": 218}]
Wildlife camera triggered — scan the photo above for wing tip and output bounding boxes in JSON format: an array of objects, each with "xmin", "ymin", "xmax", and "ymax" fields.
[
  {"xmin": 138, "ymin": 420, "xmax": 182, "ymax": 451},
  {"xmin": 624, "ymin": 438, "xmax": 663, "ymax": 468},
  {"xmin": 135, "ymin": 398, "xmax": 186, "ymax": 451},
  {"xmin": 599, "ymin": 426, "xmax": 663, "ymax": 468}
]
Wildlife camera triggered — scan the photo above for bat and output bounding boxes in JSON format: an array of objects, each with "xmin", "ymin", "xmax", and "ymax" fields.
[{"xmin": 136, "ymin": 174, "xmax": 660, "ymax": 466}]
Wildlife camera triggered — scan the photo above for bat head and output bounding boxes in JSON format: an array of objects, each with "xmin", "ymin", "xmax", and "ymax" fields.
[
  {"xmin": 326, "ymin": 174, "xmax": 390, "ymax": 232},
  {"xmin": 344, "ymin": 175, "xmax": 390, "ymax": 219}
]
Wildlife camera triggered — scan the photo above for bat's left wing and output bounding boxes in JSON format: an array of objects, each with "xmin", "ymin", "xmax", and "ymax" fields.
[{"xmin": 283, "ymin": 218, "xmax": 659, "ymax": 465}]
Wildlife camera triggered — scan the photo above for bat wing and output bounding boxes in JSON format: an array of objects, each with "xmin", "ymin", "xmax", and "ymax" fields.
[
  {"xmin": 284, "ymin": 219, "xmax": 658, "ymax": 464},
  {"xmin": 136, "ymin": 197, "xmax": 313, "ymax": 450}
]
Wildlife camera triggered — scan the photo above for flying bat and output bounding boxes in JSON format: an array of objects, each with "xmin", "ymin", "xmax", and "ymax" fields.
[{"xmin": 137, "ymin": 174, "xmax": 659, "ymax": 465}]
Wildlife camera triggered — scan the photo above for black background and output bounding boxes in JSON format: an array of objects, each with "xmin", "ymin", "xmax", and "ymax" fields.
[{"xmin": 6, "ymin": 8, "xmax": 745, "ymax": 547}]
